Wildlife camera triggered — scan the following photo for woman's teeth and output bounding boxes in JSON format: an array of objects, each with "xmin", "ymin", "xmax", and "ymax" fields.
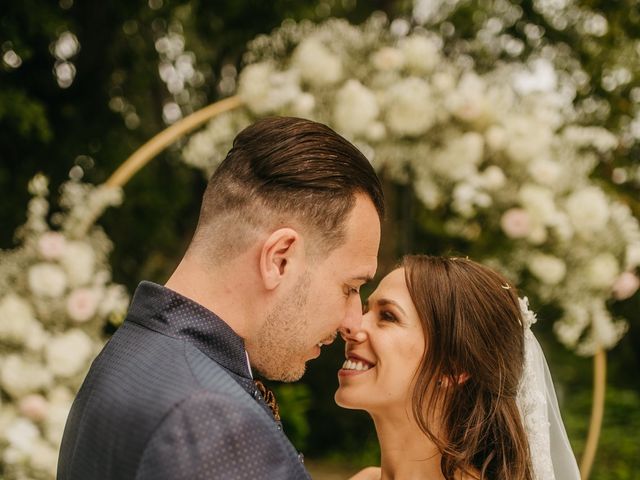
[{"xmin": 341, "ymin": 359, "xmax": 372, "ymax": 371}]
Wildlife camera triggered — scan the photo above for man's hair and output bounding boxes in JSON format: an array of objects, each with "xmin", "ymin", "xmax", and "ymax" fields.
[{"xmin": 190, "ymin": 116, "xmax": 384, "ymax": 263}]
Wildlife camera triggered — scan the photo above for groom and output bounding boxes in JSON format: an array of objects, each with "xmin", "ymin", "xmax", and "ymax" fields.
[{"xmin": 57, "ymin": 116, "xmax": 384, "ymax": 479}]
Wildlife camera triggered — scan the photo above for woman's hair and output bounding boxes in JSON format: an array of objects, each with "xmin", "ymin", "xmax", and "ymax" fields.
[{"xmin": 402, "ymin": 255, "xmax": 533, "ymax": 480}]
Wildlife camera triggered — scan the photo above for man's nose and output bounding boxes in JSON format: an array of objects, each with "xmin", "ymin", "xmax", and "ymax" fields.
[{"xmin": 339, "ymin": 296, "xmax": 365, "ymax": 340}]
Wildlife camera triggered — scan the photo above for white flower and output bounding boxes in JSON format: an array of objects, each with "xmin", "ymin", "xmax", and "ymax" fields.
[
  {"xmin": 44, "ymin": 398, "xmax": 72, "ymax": 447},
  {"xmin": 519, "ymin": 184, "xmax": 557, "ymax": 225},
  {"xmin": 333, "ymin": 80, "xmax": 379, "ymax": 137},
  {"xmin": 504, "ymin": 115, "xmax": 553, "ymax": 163},
  {"xmin": 24, "ymin": 321, "xmax": 48, "ymax": 352},
  {"xmin": 0, "ymin": 355, "xmax": 53, "ymax": 398},
  {"xmin": 38, "ymin": 231, "xmax": 67, "ymax": 259},
  {"xmin": 586, "ymin": 253, "xmax": 620, "ymax": 290},
  {"xmin": 501, "ymin": 208, "xmax": 532, "ymax": 239},
  {"xmin": 292, "ymin": 37, "xmax": 343, "ymax": 87},
  {"xmin": 238, "ymin": 62, "xmax": 300, "ymax": 114},
  {"xmin": 414, "ymin": 178, "xmax": 441, "ymax": 209},
  {"xmin": 432, "ymin": 132, "xmax": 485, "ymax": 181},
  {"xmin": 563, "ymin": 126, "xmax": 618, "ymax": 153},
  {"xmin": 588, "ymin": 300, "xmax": 628, "ymax": 351},
  {"xmin": 29, "ymin": 439, "xmax": 60, "ymax": 476},
  {"xmin": 45, "ymin": 329, "xmax": 94, "ymax": 378},
  {"xmin": 626, "ymin": 243, "xmax": 640, "ymax": 270},
  {"xmin": 399, "ymin": 34, "xmax": 440, "ymax": 74},
  {"xmin": 61, "ymin": 240, "xmax": 96, "ymax": 287},
  {"xmin": 98, "ymin": 284, "xmax": 130, "ymax": 317},
  {"xmin": 528, "ymin": 254, "xmax": 566, "ymax": 285},
  {"xmin": 528, "ymin": 158, "xmax": 561, "ymax": 186},
  {"xmin": 479, "ymin": 166, "xmax": 506, "ymax": 190},
  {"xmin": 292, "ymin": 92, "xmax": 316, "ymax": 116},
  {"xmin": 0, "ymin": 293, "xmax": 37, "ymax": 345},
  {"xmin": 385, "ymin": 77, "xmax": 435, "ymax": 137},
  {"xmin": 28, "ymin": 262, "xmax": 67, "ymax": 298},
  {"xmin": 66, "ymin": 287, "xmax": 100, "ymax": 323},
  {"xmin": 365, "ymin": 122, "xmax": 387, "ymax": 142},
  {"xmin": 446, "ymin": 73, "xmax": 488, "ymax": 123},
  {"xmin": 18, "ymin": 394, "xmax": 49, "ymax": 422},
  {"xmin": 3, "ymin": 418, "xmax": 39, "ymax": 453},
  {"xmin": 565, "ymin": 186, "xmax": 610, "ymax": 236},
  {"xmin": 371, "ymin": 46, "xmax": 405, "ymax": 71},
  {"xmin": 28, "ymin": 173, "xmax": 49, "ymax": 196},
  {"xmin": 485, "ymin": 125, "xmax": 508, "ymax": 151},
  {"xmin": 612, "ymin": 272, "xmax": 640, "ymax": 300}
]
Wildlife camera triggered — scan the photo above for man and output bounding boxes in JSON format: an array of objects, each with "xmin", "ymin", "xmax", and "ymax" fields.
[{"xmin": 58, "ymin": 117, "xmax": 384, "ymax": 479}]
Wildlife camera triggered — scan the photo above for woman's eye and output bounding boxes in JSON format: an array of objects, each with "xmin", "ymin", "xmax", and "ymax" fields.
[{"xmin": 380, "ymin": 310, "xmax": 397, "ymax": 322}]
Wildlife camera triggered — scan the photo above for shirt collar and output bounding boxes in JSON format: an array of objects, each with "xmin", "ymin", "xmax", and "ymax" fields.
[{"xmin": 126, "ymin": 281, "xmax": 252, "ymax": 380}]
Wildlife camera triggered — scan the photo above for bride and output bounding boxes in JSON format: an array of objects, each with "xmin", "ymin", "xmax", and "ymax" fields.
[{"xmin": 336, "ymin": 255, "xmax": 581, "ymax": 480}]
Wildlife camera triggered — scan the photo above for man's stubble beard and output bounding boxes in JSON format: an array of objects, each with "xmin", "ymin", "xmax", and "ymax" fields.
[{"xmin": 252, "ymin": 272, "xmax": 312, "ymax": 382}]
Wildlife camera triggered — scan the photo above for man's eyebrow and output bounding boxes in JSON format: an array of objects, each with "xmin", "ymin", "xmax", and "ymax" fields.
[{"xmin": 352, "ymin": 275, "xmax": 373, "ymax": 283}]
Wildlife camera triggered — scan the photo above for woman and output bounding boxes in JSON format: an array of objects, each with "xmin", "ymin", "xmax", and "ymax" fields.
[{"xmin": 336, "ymin": 255, "xmax": 580, "ymax": 480}]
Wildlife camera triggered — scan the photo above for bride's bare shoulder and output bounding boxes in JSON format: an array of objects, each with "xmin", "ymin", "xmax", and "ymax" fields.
[{"xmin": 348, "ymin": 466, "xmax": 381, "ymax": 480}]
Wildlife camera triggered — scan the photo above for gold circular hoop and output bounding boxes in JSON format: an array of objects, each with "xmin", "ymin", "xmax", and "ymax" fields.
[{"xmin": 103, "ymin": 95, "xmax": 605, "ymax": 480}]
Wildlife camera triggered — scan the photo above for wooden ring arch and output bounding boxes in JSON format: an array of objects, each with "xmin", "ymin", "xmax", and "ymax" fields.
[{"xmin": 103, "ymin": 94, "xmax": 605, "ymax": 480}]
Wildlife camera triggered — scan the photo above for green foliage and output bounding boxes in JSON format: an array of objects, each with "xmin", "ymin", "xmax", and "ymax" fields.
[
  {"xmin": 273, "ymin": 383, "xmax": 313, "ymax": 450},
  {"xmin": 564, "ymin": 387, "xmax": 640, "ymax": 480}
]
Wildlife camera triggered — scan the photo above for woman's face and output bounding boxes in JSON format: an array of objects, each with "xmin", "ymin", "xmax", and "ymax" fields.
[{"xmin": 335, "ymin": 268, "xmax": 426, "ymax": 413}]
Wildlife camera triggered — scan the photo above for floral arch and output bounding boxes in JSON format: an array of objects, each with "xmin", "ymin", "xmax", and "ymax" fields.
[{"xmin": 1, "ymin": 13, "xmax": 638, "ymax": 480}]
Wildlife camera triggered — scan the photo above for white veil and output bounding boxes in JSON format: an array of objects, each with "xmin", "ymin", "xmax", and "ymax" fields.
[{"xmin": 517, "ymin": 297, "xmax": 581, "ymax": 480}]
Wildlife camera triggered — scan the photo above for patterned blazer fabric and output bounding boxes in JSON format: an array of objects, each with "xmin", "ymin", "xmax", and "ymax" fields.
[{"xmin": 57, "ymin": 281, "xmax": 310, "ymax": 480}]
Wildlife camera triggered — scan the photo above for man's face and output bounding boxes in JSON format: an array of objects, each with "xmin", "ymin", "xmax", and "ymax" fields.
[{"xmin": 252, "ymin": 194, "xmax": 381, "ymax": 382}]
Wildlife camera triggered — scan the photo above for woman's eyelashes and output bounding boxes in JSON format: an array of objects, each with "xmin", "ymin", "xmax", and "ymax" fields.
[
  {"xmin": 379, "ymin": 309, "xmax": 397, "ymax": 322},
  {"xmin": 362, "ymin": 301, "xmax": 397, "ymax": 323}
]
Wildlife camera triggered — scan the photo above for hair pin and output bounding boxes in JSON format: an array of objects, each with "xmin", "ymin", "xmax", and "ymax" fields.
[{"xmin": 501, "ymin": 283, "xmax": 511, "ymax": 290}]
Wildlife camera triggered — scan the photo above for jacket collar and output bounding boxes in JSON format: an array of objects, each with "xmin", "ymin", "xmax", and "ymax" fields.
[{"xmin": 126, "ymin": 281, "xmax": 252, "ymax": 380}]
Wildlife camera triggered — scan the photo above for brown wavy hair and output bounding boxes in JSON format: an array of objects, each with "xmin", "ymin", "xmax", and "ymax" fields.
[{"xmin": 402, "ymin": 255, "xmax": 533, "ymax": 480}]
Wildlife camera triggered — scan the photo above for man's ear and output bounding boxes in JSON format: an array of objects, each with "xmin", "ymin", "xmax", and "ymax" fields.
[{"xmin": 259, "ymin": 228, "xmax": 302, "ymax": 290}]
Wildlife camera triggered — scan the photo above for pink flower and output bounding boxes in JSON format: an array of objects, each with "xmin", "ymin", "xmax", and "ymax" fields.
[
  {"xmin": 38, "ymin": 232, "xmax": 66, "ymax": 260},
  {"xmin": 612, "ymin": 272, "xmax": 640, "ymax": 300},
  {"xmin": 18, "ymin": 394, "xmax": 49, "ymax": 422},
  {"xmin": 500, "ymin": 208, "xmax": 532, "ymax": 239},
  {"xmin": 66, "ymin": 288, "xmax": 99, "ymax": 323}
]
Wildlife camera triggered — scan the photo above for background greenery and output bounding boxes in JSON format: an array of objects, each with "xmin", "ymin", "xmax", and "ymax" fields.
[{"xmin": 2, "ymin": 1, "xmax": 639, "ymax": 478}]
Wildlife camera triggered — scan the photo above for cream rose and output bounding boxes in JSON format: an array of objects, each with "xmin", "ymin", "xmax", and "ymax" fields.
[
  {"xmin": 611, "ymin": 271, "xmax": 640, "ymax": 300},
  {"xmin": 565, "ymin": 187, "xmax": 610, "ymax": 236},
  {"xmin": 501, "ymin": 208, "xmax": 532, "ymax": 239},
  {"xmin": 45, "ymin": 329, "xmax": 95, "ymax": 378},
  {"xmin": 333, "ymin": 80, "xmax": 379, "ymax": 137},
  {"xmin": 586, "ymin": 253, "xmax": 620, "ymax": 290},
  {"xmin": 38, "ymin": 231, "xmax": 67, "ymax": 259},
  {"xmin": 238, "ymin": 62, "xmax": 301, "ymax": 115},
  {"xmin": 66, "ymin": 287, "xmax": 100, "ymax": 323},
  {"xmin": 0, "ymin": 293, "xmax": 37, "ymax": 345},
  {"xmin": 60, "ymin": 240, "xmax": 97, "ymax": 287},
  {"xmin": 0, "ymin": 355, "xmax": 53, "ymax": 398},
  {"xmin": 528, "ymin": 254, "xmax": 566, "ymax": 285},
  {"xmin": 292, "ymin": 37, "xmax": 343, "ymax": 87},
  {"xmin": 399, "ymin": 34, "xmax": 440, "ymax": 74},
  {"xmin": 27, "ymin": 262, "xmax": 67, "ymax": 298},
  {"xmin": 385, "ymin": 77, "xmax": 435, "ymax": 137}
]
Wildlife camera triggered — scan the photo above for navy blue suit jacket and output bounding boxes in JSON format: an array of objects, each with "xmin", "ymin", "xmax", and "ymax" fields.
[{"xmin": 58, "ymin": 281, "xmax": 310, "ymax": 480}]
